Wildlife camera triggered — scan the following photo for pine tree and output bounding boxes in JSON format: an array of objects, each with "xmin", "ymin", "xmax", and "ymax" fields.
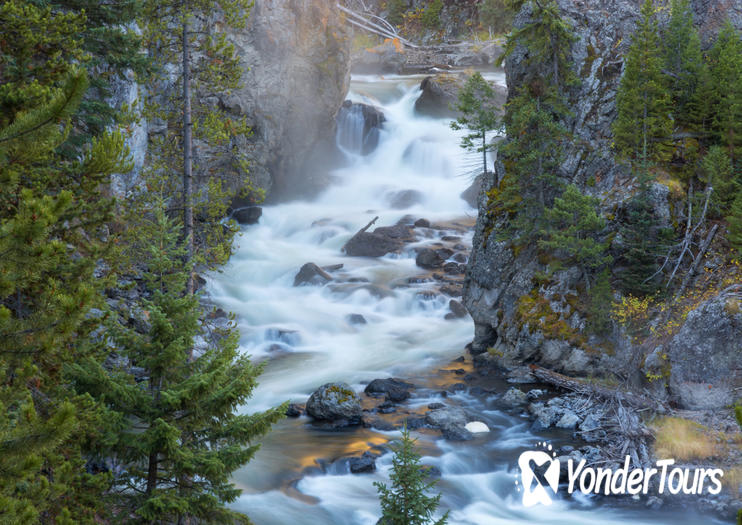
[
  {"xmin": 727, "ymin": 190, "xmax": 742, "ymax": 255},
  {"xmin": 613, "ymin": 0, "xmax": 673, "ymax": 171},
  {"xmin": 662, "ymin": 0, "xmax": 705, "ymax": 131},
  {"xmin": 617, "ymin": 182, "xmax": 672, "ymax": 295},
  {"xmin": 539, "ymin": 184, "xmax": 612, "ymax": 290},
  {"xmin": 375, "ymin": 427, "xmax": 448, "ymax": 525},
  {"xmin": 493, "ymin": 0, "xmax": 576, "ymax": 244},
  {"xmin": 388, "ymin": 0, "xmax": 408, "ymax": 26},
  {"xmin": 708, "ymin": 20, "xmax": 742, "ymax": 169},
  {"xmin": 479, "ymin": 0, "xmax": 513, "ymax": 36},
  {"xmin": 451, "ymin": 72, "xmax": 501, "ymax": 175},
  {"xmin": 700, "ymin": 145, "xmax": 736, "ymax": 213},
  {"xmin": 70, "ymin": 194, "xmax": 285, "ymax": 523},
  {"xmin": 0, "ymin": 70, "xmax": 131, "ymax": 524},
  {"xmin": 142, "ymin": 0, "xmax": 255, "ymax": 294}
]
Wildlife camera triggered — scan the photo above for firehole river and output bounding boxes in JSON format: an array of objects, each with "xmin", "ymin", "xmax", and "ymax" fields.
[{"xmin": 207, "ymin": 73, "xmax": 718, "ymax": 524}]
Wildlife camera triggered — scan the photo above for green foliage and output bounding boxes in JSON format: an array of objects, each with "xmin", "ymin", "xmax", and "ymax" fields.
[
  {"xmin": 613, "ymin": 0, "xmax": 673, "ymax": 170},
  {"xmin": 701, "ymin": 145, "xmax": 737, "ymax": 214},
  {"xmin": 539, "ymin": 184, "xmax": 612, "ymax": 285},
  {"xmin": 421, "ymin": 0, "xmax": 443, "ymax": 29},
  {"xmin": 387, "ymin": 0, "xmax": 408, "ymax": 26},
  {"xmin": 588, "ymin": 269, "xmax": 614, "ymax": 335},
  {"xmin": 479, "ymin": 0, "xmax": 513, "ymax": 35},
  {"xmin": 142, "ymin": 0, "xmax": 255, "ymax": 272},
  {"xmin": 375, "ymin": 427, "xmax": 448, "ymax": 525},
  {"xmin": 0, "ymin": 70, "xmax": 129, "ymax": 524},
  {"xmin": 727, "ymin": 190, "xmax": 742, "ymax": 255},
  {"xmin": 451, "ymin": 72, "xmax": 501, "ymax": 175},
  {"xmin": 617, "ymin": 183, "xmax": 673, "ymax": 295},
  {"xmin": 70, "ymin": 194, "xmax": 285, "ymax": 524},
  {"xmin": 708, "ymin": 20, "xmax": 742, "ymax": 169},
  {"xmin": 662, "ymin": 0, "xmax": 706, "ymax": 132}
]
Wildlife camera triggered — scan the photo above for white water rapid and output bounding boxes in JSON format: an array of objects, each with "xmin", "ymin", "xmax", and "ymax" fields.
[{"xmin": 207, "ymin": 74, "xmax": 719, "ymax": 525}]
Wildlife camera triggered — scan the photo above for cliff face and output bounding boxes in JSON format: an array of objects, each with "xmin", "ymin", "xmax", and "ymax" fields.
[
  {"xmin": 228, "ymin": 0, "xmax": 351, "ymax": 200},
  {"xmin": 464, "ymin": 0, "xmax": 742, "ymax": 408},
  {"xmin": 116, "ymin": 0, "xmax": 351, "ymax": 201}
]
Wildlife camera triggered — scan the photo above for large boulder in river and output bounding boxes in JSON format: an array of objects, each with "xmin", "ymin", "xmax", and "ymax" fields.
[
  {"xmin": 336, "ymin": 101, "xmax": 386, "ymax": 156},
  {"xmin": 414, "ymin": 74, "xmax": 465, "ymax": 119},
  {"xmin": 306, "ymin": 383, "xmax": 362, "ymax": 426},
  {"xmin": 415, "ymin": 247, "xmax": 453, "ymax": 269},
  {"xmin": 344, "ymin": 224, "xmax": 414, "ymax": 257},
  {"xmin": 232, "ymin": 206, "xmax": 262, "ymax": 225},
  {"xmin": 425, "ymin": 406, "xmax": 473, "ymax": 441},
  {"xmin": 364, "ymin": 378, "xmax": 413, "ymax": 403}
]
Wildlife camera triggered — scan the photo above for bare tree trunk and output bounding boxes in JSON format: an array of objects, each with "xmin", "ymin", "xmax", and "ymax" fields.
[
  {"xmin": 146, "ymin": 452, "xmax": 158, "ymax": 495},
  {"xmin": 675, "ymin": 224, "xmax": 719, "ymax": 299},
  {"xmin": 182, "ymin": 6, "xmax": 195, "ymax": 297}
]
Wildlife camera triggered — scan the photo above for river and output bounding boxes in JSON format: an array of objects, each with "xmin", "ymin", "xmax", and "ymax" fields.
[{"xmin": 207, "ymin": 73, "xmax": 718, "ymax": 525}]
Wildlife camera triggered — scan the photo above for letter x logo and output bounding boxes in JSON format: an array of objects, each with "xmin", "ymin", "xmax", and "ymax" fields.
[{"xmin": 518, "ymin": 451, "xmax": 560, "ymax": 506}]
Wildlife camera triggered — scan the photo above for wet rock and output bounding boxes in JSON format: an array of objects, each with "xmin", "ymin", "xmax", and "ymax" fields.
[
  {"xmin": 362, "ymin": 415, "xmax": 395, "ymax": 431},
  {"xmin": 442, "ymin": 425, "xmax": 473, "ymax": 441},
  {"xmin": 306, "ymin": 383, "xmax": 362, "ymax": 427},
  {"xmin": 286, "ymin": 403, "xmax": 303, "ymax": 418},
  {"xmin": 460, "ymin": 174, "xmax": 483, "ymax": 208},
  {"xmin": 502, "ymin": 387, "xmax": 528, "ymax": 407},
  {"xmin": 404, "ymin": 416, "xmax": 427, "ymax": 430},
  {"xmin": 346, "ymin": 313, "xmax": 367, "ymax": 325},
  {"xmin": 414, "ymin": 75, "xmax": 465, "ymax": 119},
  {"xmin": 232, "ymin": 206, "xmax": 262, "ymax": 225},
  {"xmin": 337, "ymin": 101, "xmax": 386, "ymax": 155},
  {"xmin": 343, "ymin": 232, "xmax": 403, "ymax": 257},
  {"xmin": 387, "ymin": 189, "xmax": 424, "ymax": 209},
  {"xmin": 364, "ymin": 378, "xmax": 414, "ymax": 403},
  {"xmin": 264, "ymin": 328, "xmax": 301, "ymax": 346},
  {"xmin": 377, "ymin": 401, "xmax": 397, "ymax": 414},
  {"xmin": 448, "ymin": 300, "xmax": 468, "ymax": 318},
  {"xmin": 349, "ymin": 452, "xmax": 377, "ymax": 474},
  {"xmin": 427, "ymin": 402, "xmax": 445, "ymax": 410},
  {"xmin": 414, "ymin": 218, "xmax": 431, "ymax": 228},
  {"xmin": 293, "ymin": 262, "xmax": 333, "ymax": 286},
  {"xmin": 526, "ymin": 389, "xmax": 546, "ymax": 400},
  {"xmin": 528, "ymin": 402, "xmax": 560, "ymax": 431},
  {"xmin": 425, "ymin": 406, "xmax": 473, "ymax": 440},
  {"xmin": 415, "ymin": 247, "xmax": 453, "ymax": 269}
]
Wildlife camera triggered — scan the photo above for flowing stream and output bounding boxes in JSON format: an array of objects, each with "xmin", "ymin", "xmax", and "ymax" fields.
[{"xmin": 207, "ymin": 74, "xmax": 718, "ymax": 525}]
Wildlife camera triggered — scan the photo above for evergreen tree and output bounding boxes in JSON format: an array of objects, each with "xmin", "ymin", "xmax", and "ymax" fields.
[
  {"xmin": 727, "ymin": 190, "xmax": 742, "ymax": 255},
  {"xmin": 493, "ymin": 0, "xmax": 576, "ymax": 243},
  {"xmin": 479, "ymin": 0, "xmax": 513, "ymax": 36},
  {"xmin": 662, "ymin": 0, "xmax": 705, "ymax": 131},
  {"xmin": 142, "ymin": 0, "xmax": 255, "ymax": 294},
  {"xmin": 708, "ymin": 20, "xmax": 742, "ymax": 169},
  {"xmin": 451, "ymin": 72, "xmax": 501, "ymax": 175},
  {"xmin": 539, "ymin": 184, "xmax": 612, "ymax": 290},
  {"xmin": 375, "ymin": 427, "xmax": 448, "ymax": 525},
  {"xmin": 613, "ymin": 0, "xmax": 673, "ymax": 170},
  {"xmin": 617, "ymin": 182, "xmax": 672, "ymax": 295},
  {"xmin": 70, "ymin": 194, "xmax": 285, "ymax": 523},
  {"xmin": 0, "ymin": 70, "xmax": 131, "ymax": 524},
  {"xmin": 700, "ymin": 145, "xmax": 736, "ymax": 213},
  {"xmin": 587, "ymin": 269, "xmax": 614, "ymax": 335}
]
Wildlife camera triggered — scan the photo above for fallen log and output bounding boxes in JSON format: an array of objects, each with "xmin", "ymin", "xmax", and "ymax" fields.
[{"xmin": 529, "ymin": 365, "xmax": 667, "ymax": 413}]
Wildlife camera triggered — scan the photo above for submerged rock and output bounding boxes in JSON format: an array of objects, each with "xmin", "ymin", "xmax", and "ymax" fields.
[
  {"xmin": 293, "ymin": 262, "xmax": 333, "ymax": 286},
  {"xmin": 364, "ymin": 378, "xmax": 414, "ymax": 403}
]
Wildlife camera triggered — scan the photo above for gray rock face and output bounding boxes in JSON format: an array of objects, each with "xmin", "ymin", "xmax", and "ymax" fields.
[
  {"xmin": 666, "ymin": 290, "xmax": 742, "ymax": 409},
  {"xmin": 463, "ymin": 0, "xmax": 742, "ymax": 380},
  {"xmin": 414, "ymin": 74, "xmax": 507, "ymax": 119},
  {"xmin": 306, "ymin": 383, "xmax": 362, "ymax": 425},
  {"xmin": 206, "ymin": 0, "xmax": 351, "ymax": 200}
]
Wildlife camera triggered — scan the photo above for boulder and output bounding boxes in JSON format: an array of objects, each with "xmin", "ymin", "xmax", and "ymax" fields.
[
  {"xmin": 425, "ymin": 406, "xmax": 473, "ymax": 441},
  {"xmin": 364, "ymin": 378, "xmax": 414, "ymax": 403},
  {"xmin": 353, "ymin": 39, "xmax": 406, "ymax": 74},
  {"xmin": 414, "ymin": 75, "xmax": 465, "ymax": 119},
  {"xmin": 286, "ymin": 403, "xmax": 303, "ymax": 418},
  {"xmin": 336, "ymin": 101, "xmax": 386, "ymax": 155},
  {"xmin": 349, "ymin": 452, "xmax": 377, "ymax": 474},
  {"xmin": 555, "ymin": 411, "xmax": 581, "ymax": 429},
  {"xmin": 306, "ymin": 383, "xmax": 362, "ymax": 426},
  {"xmin": 502, "ymin": 387, "xmax": 528, "ymax": 407},
  {"xmin": 414, "ymin": 218, "xmax": 431, "ymax": 228},
  {"xmin": 344, "ymin": 224, "xmax": 413, "ymax": 257},
  {"xmin": 666, "ymin": 290, "xmax": 742, "ymax": 409},
  {"xmin": 448, "ymin": 299, "xmax": 468, "ymax": 318},
  {"xmin": 387, "ymin": 189, "xmax": 424, "ymax": 209},
  {"xmin": 232, "ymin": 206, "xmax": 262, "ymax": 225},
  {"xmin": 415, "ymin": 248, "xmax": 453, "ymax": 269},
  {"xmin": 465, "ymin": 421, "xmax": 490, "ymax": 433},
  {"xmin": 346, "ymin": 313, "xmax": 367, "ymax": 325},
  {"xmin": 293, "ymin": 262, "xmax": 333, "ymax": 286}
]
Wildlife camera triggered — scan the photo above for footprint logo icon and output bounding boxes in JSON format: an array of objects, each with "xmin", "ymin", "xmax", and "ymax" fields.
[{"xmin": 517, "ymin": 446, "xmax": 560, "ymax": 507}]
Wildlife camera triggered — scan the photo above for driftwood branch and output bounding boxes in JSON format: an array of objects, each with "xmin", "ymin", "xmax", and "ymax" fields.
[
  {"xmin": 337, "ymin": 4, "xmax": 419, "ymax": 48},
  {"xmin": 342, "ymin": 216, "xmax": 378, "ymax": 252},
  {"xmin": 674, "ymin": 223, "xmax": 719, "ymax": 299},
  {"xmin": 529, "ymin": 365, "xmax": 667, "ymax": 413}
]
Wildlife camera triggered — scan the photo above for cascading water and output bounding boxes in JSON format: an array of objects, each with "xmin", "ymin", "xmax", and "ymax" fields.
[{"xmin": 207, "ymin": 74, "xmax": 718, "ymax": 525}]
